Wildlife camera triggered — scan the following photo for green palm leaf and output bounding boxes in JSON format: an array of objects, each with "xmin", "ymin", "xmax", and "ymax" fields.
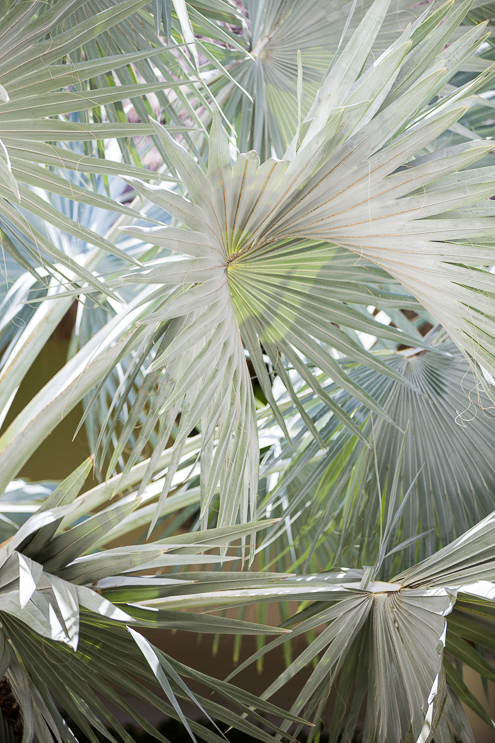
[
  {"xmin": 203, "ymin": 0, "xmax": 495, "ymax": 157},
  {"xmin": 114, "ymin": 0, "xmax": 495, "ymax": 529},
  {"xmin": 0, "ymin": 0, "xmax": 194, "ymax": 280},
  {"xmin": 260, "ymin": 333, "xmax": 495, "ymax": 566},
  {"xmin": 0, "ymin": 459, "xmax": 300, "ymax": 743},
  {"xmin": 352, "ymin": 335, "xmax": 495, "ymax": 551},
  {"xmin": 183, "ymin": 510, "xmax": 495, "ymax": 741},
  {"xmin": 31, "ymin": 0, "xmax": 231, "ymax": 161}
]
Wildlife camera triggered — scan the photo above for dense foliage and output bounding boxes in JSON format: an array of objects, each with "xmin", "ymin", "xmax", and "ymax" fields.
[{"xmin": 1, "ymin": 0, "xmax": 495, "ymax": 741}]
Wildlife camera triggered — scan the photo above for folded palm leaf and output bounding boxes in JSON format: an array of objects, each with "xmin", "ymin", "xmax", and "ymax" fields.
[
  {"xmin": 170, "ymin": 513, "xmax": 495, "ymax": 742},
  {"xmin": 0, "ymin": 460, "xmax": 296, "ymax": 743}
]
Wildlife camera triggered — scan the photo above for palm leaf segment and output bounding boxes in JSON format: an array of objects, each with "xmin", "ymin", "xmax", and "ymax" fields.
[
  {"xmin": 206, "ymin": 0, "xmax": 347, "ymax": 157},
  {"xmin": 121, "ymin": 0, "xmax": 495, "ymax": 527},
  {"xmin": 29, "ymin": 0, "xmax": 241, "ymax": 159},
  {"xmin": 350, "ymin": 336, "xmax": 495, "ymax": 551},
  {"xmin": 0, "ymin": 0, "xmax": 193, "ymax": 288},
  {"xmin": 0, "ymin": 459, "xmax": 297, "ymax": 743},
  {"xmin": 260, "ymin": 334, "xmax": 495, "ymax": 563},
  {"xmin": 205, "ymin": 0, "xmax": 493, "ymax": 158},
  {"xmin": 190, "ymin": 512, "xmax": 495, "ymax": 742}
]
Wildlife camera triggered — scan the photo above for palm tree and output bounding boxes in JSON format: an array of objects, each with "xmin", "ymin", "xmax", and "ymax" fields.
[{"xmin": 1, "ymin": 0, "xmax": 495, "ymax": 740}]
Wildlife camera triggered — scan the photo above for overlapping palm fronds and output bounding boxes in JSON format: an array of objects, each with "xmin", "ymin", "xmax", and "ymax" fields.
[
  {"xmin": 203, "ymin": 0, "xmax": 431, "ymax": 157},
  {"xmin": 255, "ymin": 332, "xmax": 495, "ymax": 572},
  {"xmin": 148, "ymin": 511, "xmax": 495, "ymax": 742},
  {"xmin": 3, "ymin": 0, "xmax": 495, "ymax": 741},
  {"xmin": 0, "ymin": 458, "xmax": 301, "ymax": 743},
  {"xmin": 0, "ymin": 0, "xmax": 197, "ymax": 290},
  {"xmin": 200, "ymin": 0, "xmax": 495, "ymax": 157},
  {"xmin": 112, "ymin": 0, "xmax": 495, "ymax": 530}
]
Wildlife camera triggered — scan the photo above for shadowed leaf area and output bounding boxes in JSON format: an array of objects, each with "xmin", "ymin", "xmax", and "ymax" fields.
[{"xmin": 62, "ymin": 716, "xmax": 362, "ymax": 743}]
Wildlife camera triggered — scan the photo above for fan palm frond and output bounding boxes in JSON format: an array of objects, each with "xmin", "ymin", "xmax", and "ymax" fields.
[
  {"xmin": 202, "ymin": 0, "xmax": 495, "ymax": 157},
  {"xmin": 152, "ymin": 511, "xmax": 495, "ymax": 742},
  {"xmin": 257, "ymin": 332, "xmax": 495, "ymax": 569},
  {"xmin": 0, "ymin": 0, "xmax": 195, "ymax": 288},
  {"xmin": 114, "ymin": 0, "xmax": 495, "ymax": 529},
  {"xmin": 0, "ymin": 458, "xmax": 300, "ymax": 743}
]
